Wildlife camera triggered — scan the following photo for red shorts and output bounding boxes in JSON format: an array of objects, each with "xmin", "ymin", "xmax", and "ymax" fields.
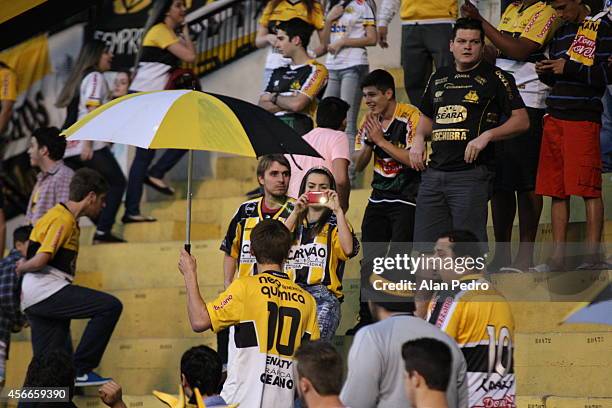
[{"xmin": 535, "ymin": 115, "xmax": 602, "ymax": 199}]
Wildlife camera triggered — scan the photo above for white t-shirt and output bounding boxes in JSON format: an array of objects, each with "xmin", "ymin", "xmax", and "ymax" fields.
[
  {"xmin": 325, "ymin": 0, "xmax": 376, "ymax": 70},
  {"xmin": 64, "ymin": 71, "xmax": 109, "ymax": 158},
  {"xmin": 20, "ymin": 266, "xmax": 72, "ymax": 310}
]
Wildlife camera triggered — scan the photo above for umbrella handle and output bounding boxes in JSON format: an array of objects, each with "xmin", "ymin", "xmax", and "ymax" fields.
[{"xmin": 184, "ymin": 243, "xmax": 191, "ymax": 254}]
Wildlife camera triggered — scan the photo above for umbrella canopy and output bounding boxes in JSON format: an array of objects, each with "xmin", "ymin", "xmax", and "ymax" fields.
[
  {"xmin": 62, "ymin": 89, "xmax": 321, "ymax": 158},
  {"xmin": 564, "ymin": 282, "xmax": 612, "ymax": 326}
]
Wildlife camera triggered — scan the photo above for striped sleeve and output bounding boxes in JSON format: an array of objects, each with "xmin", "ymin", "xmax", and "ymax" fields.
[
  {"xmin": 361, "ymin": 1, "xmax": 376, "ymax": 27},
  {"xmin": 299, "ymin": 63, "xmax": 328, "ymax": 99}
]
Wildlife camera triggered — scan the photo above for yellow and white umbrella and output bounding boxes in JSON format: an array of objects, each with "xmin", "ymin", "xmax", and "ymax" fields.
[{"xmin": 63, "ymin": 90, "xmax": 321, "ymax": 250}]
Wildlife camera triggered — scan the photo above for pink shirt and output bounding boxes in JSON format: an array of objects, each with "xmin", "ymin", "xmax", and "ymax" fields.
[{"xmin": 286, "ymin": 127, "xmax": 351, "ymax": 199}]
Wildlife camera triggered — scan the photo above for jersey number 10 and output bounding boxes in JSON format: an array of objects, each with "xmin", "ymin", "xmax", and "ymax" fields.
[
  {"xmin": 486, "ymin": 325, "xmax": 513, "ymax": 378},
  {"xmin": 267, "ymin": 302, "xmax": 302, "ymax": 356}
]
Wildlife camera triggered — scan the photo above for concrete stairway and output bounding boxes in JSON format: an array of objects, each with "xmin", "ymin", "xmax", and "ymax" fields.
[{"xmin": 3, "ymin": 67, "xmax": 612, "ymax": 407}]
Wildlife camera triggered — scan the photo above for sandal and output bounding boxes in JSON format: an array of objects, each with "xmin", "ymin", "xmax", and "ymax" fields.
[
  {"xmin": 122, "ymin": 214, "xmax": 157, "ymax": 223},
  {"xmin": 144, "ymin": 176, "xmax": 175, "ymax": 196}
]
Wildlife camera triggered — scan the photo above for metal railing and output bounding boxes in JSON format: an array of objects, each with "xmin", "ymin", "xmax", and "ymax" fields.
[{"xmin": 186, "ymin": 0, "xmax": 266, "ymax": 76}]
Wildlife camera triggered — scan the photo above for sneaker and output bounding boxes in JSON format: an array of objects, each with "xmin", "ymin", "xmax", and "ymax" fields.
[
  {"xmin": 121, "ymin": 214, "xmax": 157, "ymax": 224},
  {"xmin": 93, "ymin": 231, "xmax": 127, "ymax": 244},
  {"xmin": 75, "ymin": 372, "xmax": 111, "ymax": 387}
]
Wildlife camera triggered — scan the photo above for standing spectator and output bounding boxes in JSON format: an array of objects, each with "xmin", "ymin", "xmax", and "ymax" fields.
[
  {"xmin": 284, "ymin": 167, "xmax": 360, "ymax": 340},
  {"xmin": 427, "ymin": 230, "xmax": 515, "ymax": 408},
  {"xmin": 286, "ymin": 97, "xmax": 351, "ymax": 211},
  {"xmin": 534, "ymin": 0, "xmax": 612, "ymax": 270},
  {"xmin": 56, "ymin": 40, "xmax": 126, "ymax": 244},
  {"xmin": 602, "ymin": 87, "xmax": 612, "ymax": 173},
  {"xmin": 376, "ymin": 0, "xmax": 456, "ymax": 107},
  {"xmin": 153, "ymin": 345, "xmax": 228, "ymax": 407},
  {"xmin": 124, "ymin": 0, "xmax": 196, "ymax": 223},
  {"xmin": 0, "ymin": 226, "xmax": 31, "ymax": 390},
  {"xmin": 25, "ymin": 127, "xmax": 74, "ymax": 226},
  {"xmin": 18, "ymin": 350, "xmax": 78, "ymax": 408},
  {"xmin": 461, "ymin": 0, "xmax": 560, "ymax": 272},
  {"xmin": 218, "ymin": 155, "xmax": 294, "ymax": 373},
  {"xmin": 350, "ymin": 69, "xmax": 421, "ymax": 333},
  {"xmin": 295, "ymin": 341, "xmax": 348, "ymax": 408},
  {"xmin": 341, "ymin": 299, "xmax": 468, "ymax": 408},
  {"xmin": 0, "ymin": 61, "xmax": 16, "ymax": 257},
  {"xmin": 221, "ymin": 155, "xmax": 294, "ymax": 285},
  {"xmin": 259, "ymin": 18, "xmax": 329, "ymax": 135},
  {"xmin": 401, "ymin": 338, "xmax": 454, "ymax": 408},
  {"xmin": 256, "ymin": 0, "xmax": 324, "ymax": 88},
  {"xmin": 317, "ymin": 0, "xmax": 377, "ymax": 168},
  {"xmin": 17, "ymin": 169, "xmax": 123, "ymax": 387},
  {"xmin": 178, "ymin": 219, "xmax": 320, "ymax": 408},
  {"xmin": 410, "ymin": 18, "xmax": 529, "ymax": 251}
]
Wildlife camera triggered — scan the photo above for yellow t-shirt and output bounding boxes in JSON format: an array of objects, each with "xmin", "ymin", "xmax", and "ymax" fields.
[
  {"xmin": 206, "ymin": 270, "xmax": 319, "ymax": 408},
  {"xmin": 28, "ymin": 203, "xmax": 80, "ymax": 277},
  {"xmin": 498, "ymin": 1, "xmax": 559, "ymax": 48},
  {"xmin": 259, "ymin": 0, "xmax": 324, "ymax": 30},
  {"xmin": 142, "ymin": 22, "xmax": 180, "ymax": 49},
  {"xmin": 496, "ymin": 1, "xmax": 560, "ymax": 108},
  {"xmin": 399, "ymin": 0, "xmax": 457, "ymax": 23},
  {"xmin": 0, "ymin": 66, "xmax": 17, "ymax": 101}
]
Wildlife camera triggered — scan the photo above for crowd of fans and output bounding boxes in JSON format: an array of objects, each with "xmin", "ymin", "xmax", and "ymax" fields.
[{"xmin": 0, "ymin": 0, "xmax": 611, "ymax": 407}]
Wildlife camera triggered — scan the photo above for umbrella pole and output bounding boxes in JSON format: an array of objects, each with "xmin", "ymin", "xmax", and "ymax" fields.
[{"xmin": 185, "ymin": 149, "xmax": 193, "ymax": 254}]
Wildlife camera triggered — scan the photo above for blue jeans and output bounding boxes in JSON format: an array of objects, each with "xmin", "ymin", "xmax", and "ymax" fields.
[
  {"xmin": 601, "ymin": 86, "xmax": 612, "ymax": 173},
  {"xmin": 124, "ymin": 148, "xmax": 186, "ymax": 216},
  {"xmin": 301, "ymin": 284, "xmax": 340, "ymax": 342},
  {"xmin": 325, "ymin": 65, "xmax": 369, "ymax": 182},
  {"xmin": 324, "ymin": 65, "xmax": 369, "ymax": 142}
]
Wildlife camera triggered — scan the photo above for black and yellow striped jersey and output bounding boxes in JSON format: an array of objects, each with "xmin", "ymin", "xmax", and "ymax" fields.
[
  {"xmin": 206, "ymin": 269, "xmax": 320, "ymax": 408},
  {"xmin": 285, "ymin": 214, "xmax": 360, "ymax": 300},
  {"xmin": 427, "ymin": 274, "xmax": 516, "ymax": 408},
  {"xmin": 220, "ymin": 197, "xmax": 295, "ymax": 279}
]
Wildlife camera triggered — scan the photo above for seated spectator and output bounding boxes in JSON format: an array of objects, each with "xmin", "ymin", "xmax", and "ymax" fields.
[
  {"xmin": 294, "ymin": 340, "xmax": 347, "ymax": 408},
  {"xmin": 0, "ymin": 225, "xmax": 31, "ymax": 389},
  {"xmin": 17, "ymin": 168, "xmax": 123, "ymax": 387},
  {"xmin": 25, "ymin": 127, "xmax": 74, "ymax": 226},
  {"xmin": 153, "ymin": 345, "xmax": 228, "ymax": 407},
  {"xmin": 286, "ymin": 97, "xmax": 351, "ymax": 211},
  {"xmin": 178, "ymin": 219, "xmax": 319, "ymax": 408},
  {"xmin": 284, "ymin": 167, "xmax": 359, "ymax": 341},
  {"xmin": 341, "ymin": 299, "xmax": 467, "ymax": 408},
  {"xmin": 259, "ymin": 18, "xmax": 328, "ymax": 136},
  {"xmin": 401, "ymin": 338, "xmax": 453, "ymax": 408},
  {"xmin": 427, "ymin": 230, "xmax": 515, "ymax": 408},
  {"xmin": 18, "ymin": 350, "xmax": 77, "ymax": 407}
]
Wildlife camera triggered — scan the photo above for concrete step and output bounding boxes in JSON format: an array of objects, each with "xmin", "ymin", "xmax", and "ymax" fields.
[{"xmin": 215, "ymin": 156, "xmax": 259, "ymax": 183}]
